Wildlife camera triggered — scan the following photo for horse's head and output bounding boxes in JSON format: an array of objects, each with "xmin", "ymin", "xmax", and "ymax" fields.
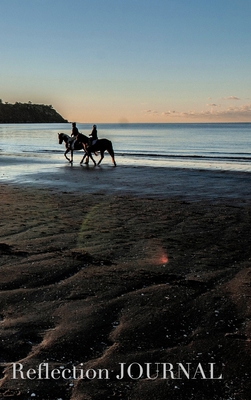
[{"xmin": 58, "ymin": 133, "xmax": 64, "ymax": 144}]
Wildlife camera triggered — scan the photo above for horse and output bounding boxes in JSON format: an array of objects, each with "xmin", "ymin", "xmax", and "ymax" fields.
[
  {"xmin": 58, "ymin": 133, "xmax": 86, "ymax": 163},
  {"xmin": 77, "ymin": 133, "xmax": 116, "ymax": 167}
]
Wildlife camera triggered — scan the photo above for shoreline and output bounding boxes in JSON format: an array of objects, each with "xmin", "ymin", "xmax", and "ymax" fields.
[{"xmin": 1, "ymin": 159, "xmax": 251, "ymax": 203}]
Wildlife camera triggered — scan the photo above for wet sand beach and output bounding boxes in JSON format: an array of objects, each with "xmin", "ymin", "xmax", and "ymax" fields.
[
  {"xmin": 1, "ymin": 154, "xmax": 251, "ymax": 201},
  {"xmin": 0, "ymin": 165, "xmax": 251, "ymax": 399}
]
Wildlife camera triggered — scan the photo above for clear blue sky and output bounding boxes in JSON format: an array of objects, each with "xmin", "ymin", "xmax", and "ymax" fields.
[{"xmin": 1, "ymin": 0, "xmax": 251, "ymax": 122}]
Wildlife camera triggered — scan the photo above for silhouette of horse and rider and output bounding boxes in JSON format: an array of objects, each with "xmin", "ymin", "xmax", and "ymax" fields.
[{"xmin": 58, "ymin": 123, "xmax": 116, "ymax": 166}]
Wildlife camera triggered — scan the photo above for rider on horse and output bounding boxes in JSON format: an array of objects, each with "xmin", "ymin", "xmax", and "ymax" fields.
[
  {"xmin": 89, "ymin": 124, "xmax": 98, "ymax": 146},
  {"xmin": 68, "ymin": 122, "xmax": 79, "ymax": 150},
  {"xmin": 82, "ymin": 125, "xmax": 99, "ymax": 163}
]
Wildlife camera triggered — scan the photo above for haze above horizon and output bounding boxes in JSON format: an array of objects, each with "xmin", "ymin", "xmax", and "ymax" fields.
[{"xmin": 1, "ymin": 0, "xmax": 251, "ymax": 123}]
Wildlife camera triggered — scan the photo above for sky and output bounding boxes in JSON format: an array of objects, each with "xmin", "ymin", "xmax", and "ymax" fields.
[{"xmin": 0, "ymin": 0, "xmax": 251, "ymax": 123}]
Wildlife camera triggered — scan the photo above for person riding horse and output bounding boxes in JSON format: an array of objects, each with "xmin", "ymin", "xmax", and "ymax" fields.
[
  {"xmin": 83, "ymin": 124, "xmax": 99, "ymax": 163},
  {"xmin": 68, "ymin": 122, "xmax": 79, "ymax": 150},
  {"xmin": 89, "ymin": 124, "xmax": 98, "ymax": 146}
]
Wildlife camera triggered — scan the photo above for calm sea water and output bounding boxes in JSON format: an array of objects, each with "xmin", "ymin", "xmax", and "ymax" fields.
[{"xmin": 0, "ymin": 123, "xmax": 251, "ymax": 172}]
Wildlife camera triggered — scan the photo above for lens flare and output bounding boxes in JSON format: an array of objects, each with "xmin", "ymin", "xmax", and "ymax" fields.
[{"xmin": 161, "ymin": 254, "xmax": 168, "ymax": 264}]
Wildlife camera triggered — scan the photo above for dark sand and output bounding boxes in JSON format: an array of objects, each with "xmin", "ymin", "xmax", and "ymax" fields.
[{"xmin": 0, "ymin": 166, "xmax": 251, "ymax": 399}]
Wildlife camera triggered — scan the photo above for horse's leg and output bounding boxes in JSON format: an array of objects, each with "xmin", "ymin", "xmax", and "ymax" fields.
[
  {"xmin": 80, "ymin": 152, "xmax": 87, "ymax": 165},
  {"xmin": 64, "ymin": 148, "xmax": 72, "ymax": 163},
  {"xmin": 88, "ymin": 151, "xmax": 96, "ymax": 166},
  {"xmin": 97, "ymin": 151, "xmax": 104, "ymax": 165},
  {"xmin": 81, "ymin": 144, "xmax": 89, "ymax": 165},
  {"xmin": 111, "ymin": 154, "xmax": 116, "ymax": 166}
]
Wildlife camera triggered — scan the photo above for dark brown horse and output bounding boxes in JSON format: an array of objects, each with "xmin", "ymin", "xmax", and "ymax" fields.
[
  {"xmin": 58, "ymin": 133, "xmax": 86, "ymax": 163},
  {"xmin": 77, "ymin": 133, "xmax": 116, "ymax": 166}
]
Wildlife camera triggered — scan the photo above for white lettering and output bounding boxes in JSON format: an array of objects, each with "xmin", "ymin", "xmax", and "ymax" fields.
[
  {"xmin": 38, "ymin": 363, "xmax": 49, "ymax": 379},
  {"xmin": 97, "ymin": 369, "xmax": 109, "ymax": 379},
  {"xmin": 192, "ymin": 363, "xmax": 207, "ymax": 379},
  {"xmin": 177, "ymin": 363, "xmax": 191, "ymax": 379},
  {"xmin": 162, "ymin": 363, "xmax": 175, "ymax": 379},
  {"xmin": 145, "ymin": 363, "xmax": 160, "ymax": 380},
  {"xmin": 26, "ymin": 368, "xmax": 36, "ymax": 380},
  {"xmin": 127, "ymin": 363, "xmax": 143, "ymax": 380},
  {"xmin": 86, "ymin": 369, "xmax": 97, "ymax": 380},
  {"xmin": 209, "ymin": 363, "xmax": 223, "ymax": 379},
  {"xmin": 12, "ymin": 363, "xmax": 24, "ymax": 380},
  {"xmin": 116, "ymin": 363, "xmax": 126, "ymax": 380},
  {"xmin": 51, "ymin": 368, "xmax": 61, "ymax": 380},
  {"xmin": 61, "ymin": 368, "xmax": 72, "ymax": 380}
]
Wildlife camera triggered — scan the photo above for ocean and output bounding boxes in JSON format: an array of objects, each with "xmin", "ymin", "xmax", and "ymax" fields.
[{"xmin": 0, "ymin": 123, "xmax": 251, "ymax": 182}]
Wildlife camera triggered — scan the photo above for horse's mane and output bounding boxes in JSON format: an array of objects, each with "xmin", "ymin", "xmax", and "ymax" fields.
[
  {"xmin": 76, "ymin": 132, "xmax": 90, "ymax": 144},
  {"xmin": 59, "ymin": 133, "xmax": 70, "ymax": 139},
  {"xmin": 77, "ymin": 132, "xmax": 89, "ymax": 140}
]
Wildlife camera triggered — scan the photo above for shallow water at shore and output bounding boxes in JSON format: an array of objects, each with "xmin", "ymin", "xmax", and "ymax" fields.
[
  {"xmin": 1, "ymin": 123, "xmax": 251, "ymax": 202},
  {"xmin": 1, "ymin": 122, "xmax": 251, "ymax": 173},
  {"xmin": 1, "ymin": 155, "xmax": 251, "ymax": 203}
]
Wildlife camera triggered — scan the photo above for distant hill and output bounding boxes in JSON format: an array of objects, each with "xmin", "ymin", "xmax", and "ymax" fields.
[{"xmin": 0, "ymin": 101, "xmax": 68, "ymax": 123}]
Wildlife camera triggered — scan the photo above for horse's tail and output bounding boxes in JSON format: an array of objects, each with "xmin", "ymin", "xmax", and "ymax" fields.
[
  {"xmin": 107, "ymin": 140, "xmax": 114, "ymax": 157},
  {"xmin": 107, "ymin": 140, "xmax": 116, "ymax": 166}
]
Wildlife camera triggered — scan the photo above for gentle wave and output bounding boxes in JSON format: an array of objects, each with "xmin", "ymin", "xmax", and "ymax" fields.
[
  {"xmin": 29, "ymin": 149, "xmax": 251, "ymax": 162},
  {"xmin": 116, "ymin": 152, "xmax": 251, "ymax": 161}
]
